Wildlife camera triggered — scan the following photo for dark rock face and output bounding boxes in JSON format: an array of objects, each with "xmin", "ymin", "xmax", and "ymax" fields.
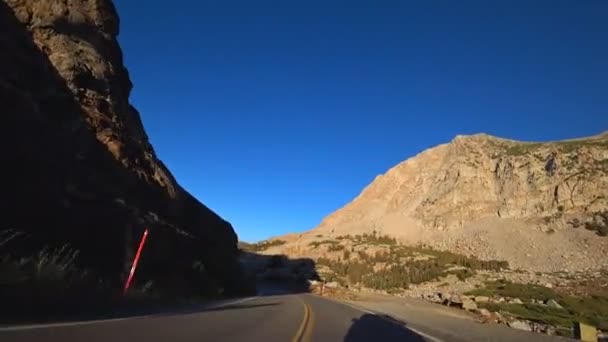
[{"xmin": 0, "ymin": 0, "xmax": 240, "ymax": 294}]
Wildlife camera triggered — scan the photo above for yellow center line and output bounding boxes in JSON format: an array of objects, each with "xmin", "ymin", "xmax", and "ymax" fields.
[
  {"xmin": 302, "ymin": 301, "xmax": 315, "ymax": 342},
  {"xmin": 292, "ymin": 297, "xmax": 310, "ymax": 342}
]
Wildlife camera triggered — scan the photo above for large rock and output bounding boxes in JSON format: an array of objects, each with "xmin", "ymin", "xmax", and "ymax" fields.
[
  {"xmin": 475, "ymin": 308, "xmax": 493, "ymax": 322},
  {"xmin": 462, "ymin": 298, "xmax": 477, "ymax": 311},
  {"xmin": 545, "ymin": 299, "xmax": 564, "ymax": 310},
  {"xmin": 508, "ymin": 320, "xmax": 533, "ymax": 332},
  {"xmin": 509, "ymin": 298, "xmax": 524, "ymax": 305},
  {"xmin": 308, "ymin": 279, "xmax": 321, "ymax": 287},
  {"xmin": 317, "ymin": 133, "xmax": 608, "ymax": 231},
  {"xmin": 0, "ymin": 0, "xmax": 240, "ymax": 294},
  {"xmin": 273, "ymin": 131, "xmax": 608, "ymax": 272},
  {"xmin": 474, "ymin": 296, "xmax": 490, "ymax": 303},
  {"xmin": 325, "ymin": 281, "xmax": 339, "ymax": 288}
]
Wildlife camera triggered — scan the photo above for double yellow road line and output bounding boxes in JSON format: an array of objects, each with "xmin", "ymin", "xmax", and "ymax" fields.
[{"xmin": 292, "ymin": 297, "xmax": 314, "ymax": 342}]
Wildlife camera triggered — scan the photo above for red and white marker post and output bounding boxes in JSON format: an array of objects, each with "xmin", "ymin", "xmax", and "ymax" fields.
[{"xmin": 123, "ymin": 228, "xmax": 149, "ymax": 294}]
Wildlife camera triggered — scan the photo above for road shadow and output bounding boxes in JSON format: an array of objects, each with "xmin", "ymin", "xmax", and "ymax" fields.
[
  {"xmin": 344, "ymin": 314, "xmax": 427, "ymax": 342},
  {"xmin": 238, "ymin": 251, "xmax": 320, "ymax": 296}
]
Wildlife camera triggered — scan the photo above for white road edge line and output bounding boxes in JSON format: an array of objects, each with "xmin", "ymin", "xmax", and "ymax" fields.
[
  {"xmin": 311, "ymin": 295, "xmax": 444, "ymax": 342},
  {"xmin": 0, "ymin": 297, "xmax": 255, "ymax": 332}
]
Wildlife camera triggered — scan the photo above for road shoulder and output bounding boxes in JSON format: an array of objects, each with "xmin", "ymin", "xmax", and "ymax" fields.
[
  {"xmin": 314, "ymin": 292, "xmax": 570, "ymax": 342},
  {"xmin": 0, "ymin": 297, "xmax": 255, "ymax": 331}
]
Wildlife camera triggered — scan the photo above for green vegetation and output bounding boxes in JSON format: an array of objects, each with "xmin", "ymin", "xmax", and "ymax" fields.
[
  {"xmin": 327, "ymin": 244, "xmax": 345, "ymax": 252},
  {"xmin": 445, "ymin": 268, "xmax": 475, "ymax": 281},
  {"xmin": 503, "ymin": 143, "xmax": 542, "ymax": 157},
  {"xmin": 310, "ymin": 232, "xmax": 397, "ymax": 249},
  {"xmin": 563, "ymin": 153, "xmax": 580, "ymax": 170},
  {"xmin": 533, "ymin": 153, "xmax": 546, "ymax": 163},
  {"xmin": 499, "ymin": 139, "xmax": 608, "ymax": 158},
  {"xmin": 0, "ymin": 244, "xmax": 117, "ymax": 322},
  {"xmin": 242, "ymin": 239, "xmax": 286, "ymax": 252},
  {"xmin": 466, "ymin": 280, "xmax": 556, "ymax": 301},
  {"xmin": 481, "ymin": 302, "xmax": 575, "ymax": 335},
  {"xmin": 342, "ymin": 249, "xmax": 351, "ymax": 260},
  {"xmin": 316, "ymin": 235, "xmax": 508, "ymax": 291},
  {"xmin": 1, "ymin": 245, "xmax": 84, "ymax": 290},
  {"xmin": 337, "ymin": 232, "xmax": 397, "ymax": 246},
  {"xmin": 558, "ymin": 139, "xmax": 608, "ymax": 154},
  {"xmin": 1, "ymin": 229, "xmax": 254, "ymax": 323},
  {"xmin": 468, "ymin": 280, "xmax": 608, "ymax": 332},
  {"xmin": 308, "ymin": 239, "xmax": 339, "ymax": 248}
]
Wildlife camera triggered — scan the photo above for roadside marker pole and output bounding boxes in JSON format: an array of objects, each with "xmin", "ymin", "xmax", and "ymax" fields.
[{"xmin": 123, "ymin": 228, "xmax": 149, "ymax": 294}]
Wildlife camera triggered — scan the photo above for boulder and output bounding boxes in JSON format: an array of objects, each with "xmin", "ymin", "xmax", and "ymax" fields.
[
  {"xmin": 476, "ymin": 308, "xmax": 492, "ymax": 319},
  {"xmin": 475, "ymin": 308, "xmax": 496, "ymax": 323},
  {"xmin": 462, "ymin": 298, "xmax": 478, "ymax": 311},
  {"xmin": 508, "ymin": 320, "xmax": 532, "ymax": 332},
  {"xmin": 494, "ymin": 312, "xmax": 506, "ymax": 324},
  {"xmin": 439, "ymin": 292, "xmax": 451, "ymax": 301},
  {"xmin": 474, "ymin": 296, "xmax": 490, "ymax": 303},
  {"xmin": 450, "ymin": 295, "xmax": 463, "ymax": 304},
  {"xmin": 426, "ymin": 293, "xmax": 442, "ymax": 303},
  {"xmin": 545, "ymin": 299, "xmax": 564, "ymax": 310},
  {"xmin": 308, "ymin": 280, "xmax": 321, "ymax": 287},
  {"xmin": 509, "ymin": 298, "xmax": 523, "ymax": 304},
  {"xmin": 325, "ymin": 281, "xmax": 339, "ymax": 288}
]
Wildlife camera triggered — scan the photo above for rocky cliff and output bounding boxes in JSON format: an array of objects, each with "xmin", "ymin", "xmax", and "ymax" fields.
[
  {"xmin": 274, "ymin": 133, "xmax": 608, "ymax": 272},
  {"xmin": 0, "ymin": 0, "xmax": 240, "ymax": 294},
  {"xmin": 321, "ymin": 133, "xmax": 608, "ymax": 230}
]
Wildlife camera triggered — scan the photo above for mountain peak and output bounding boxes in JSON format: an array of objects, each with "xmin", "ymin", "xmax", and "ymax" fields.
[{"xmin": 277, "ymin": 132, "xmax": 608, "ymax": 273}]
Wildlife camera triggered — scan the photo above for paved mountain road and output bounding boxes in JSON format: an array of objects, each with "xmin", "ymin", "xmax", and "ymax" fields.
[{"xmin": 0, "ymin": 293, "xmax": 570, "ymax": 342}]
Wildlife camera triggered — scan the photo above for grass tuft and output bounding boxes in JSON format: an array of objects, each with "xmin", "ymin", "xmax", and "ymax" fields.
[
  {"xmin": 316, "ymin": 234, "xmax": 507, "ymax": 291},
  {"xmin": 469, "ymin": 280, "xmax": 608, "ymax": 331}
]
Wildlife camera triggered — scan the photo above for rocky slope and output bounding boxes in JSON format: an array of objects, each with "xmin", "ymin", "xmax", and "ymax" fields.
[
  {"xmin": 271, "ymin": 132, "xmax": 608, "ymax": 272},
  {"xmin": 0, "ymin": 0, "xmax": 241, "ymax": 294}
]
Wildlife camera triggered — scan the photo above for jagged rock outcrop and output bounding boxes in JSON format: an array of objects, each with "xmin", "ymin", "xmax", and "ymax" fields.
[
  {"xmin": 320, "ymin": 133, "xmax": 608, "ymax": 231},
  {"xmin": 274, "ymin": 133, "xmax": 608, "ymax": 272},
  {"xmin": 0, "ymin": 0, "xmax": 241, "ymax": 294}
]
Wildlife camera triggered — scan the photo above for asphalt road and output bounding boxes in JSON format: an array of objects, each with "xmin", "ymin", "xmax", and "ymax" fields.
[{"xmin": 0, "ymin": 293, "xmax": 437, "ymax": 342}]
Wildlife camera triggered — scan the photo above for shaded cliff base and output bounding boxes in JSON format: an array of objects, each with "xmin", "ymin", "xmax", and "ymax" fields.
[
  {"xmin": 238, "ymin": 250, "xmax": 320, "ymax": 295},
  {"xmin": 0, "ymin": 232, "xmax": 322, "ymax": 324},
  {"xmin": 0, "ymin": 232, "xmax": 251, "ymax": 324}
]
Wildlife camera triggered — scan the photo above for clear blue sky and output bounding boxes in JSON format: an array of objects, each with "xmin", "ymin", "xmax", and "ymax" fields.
[{"xmin": 114, "ymin": 1, "xmax": 607, "ymax": 242}]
